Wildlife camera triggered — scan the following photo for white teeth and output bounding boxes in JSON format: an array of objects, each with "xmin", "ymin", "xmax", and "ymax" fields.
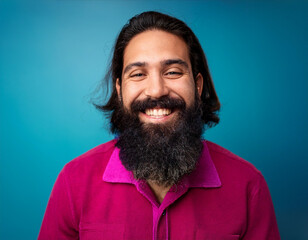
[{"xmin": 145, "ymin": 108, "xmax": 171, "ymax": 117}]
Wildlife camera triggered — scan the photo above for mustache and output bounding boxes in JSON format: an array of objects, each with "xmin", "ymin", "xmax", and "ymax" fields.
[{"xmin": 130, "ymin": 96, "xmax": 186, "ymax": 113}]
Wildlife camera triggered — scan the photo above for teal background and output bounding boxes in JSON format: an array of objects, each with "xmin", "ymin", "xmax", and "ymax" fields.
[{"xmin": 0, "ymin": 0, "xmax": 307, "ymax": 239}]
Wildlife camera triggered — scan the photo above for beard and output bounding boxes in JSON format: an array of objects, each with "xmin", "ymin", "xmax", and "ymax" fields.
[{"xmin": 113, "ymin": 93, "xmax": 204, "ymax": 187}]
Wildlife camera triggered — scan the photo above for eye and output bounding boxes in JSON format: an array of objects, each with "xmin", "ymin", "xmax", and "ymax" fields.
[
  {"xmin": 166, "ymin": 71, "xmax": 182, "ymax": 75},
  {"xmin": 164, "ymin": 70, "xmax": 183, "ymax": 79},
  {"xmin": 130, "ymin": 72, "xmax": 145, "ymax": 78}
]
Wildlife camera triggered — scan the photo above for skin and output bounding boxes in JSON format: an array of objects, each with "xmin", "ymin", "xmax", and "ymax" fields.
[
  {"xmin": 116, "ymin": 30, "xmax": 204, "ymax": 203},
  {"xmin": 116, "ymin": 30, "xmax": 203, "ymax": 124}
]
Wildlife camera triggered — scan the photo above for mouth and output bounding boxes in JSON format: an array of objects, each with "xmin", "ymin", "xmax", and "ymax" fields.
[
  {"xmin": 144, "ymin": 108, "xmax": 172, "ymax": 118},
  {"xmin": 131, "ymin": 97, "xmax": 185, "ymax": 124},
  {"xmin": 139, "ymin": 107, "xmax": 175, "ymax": 123}
]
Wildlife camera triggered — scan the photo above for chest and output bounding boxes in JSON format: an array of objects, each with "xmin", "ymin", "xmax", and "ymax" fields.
[{"xmin": 77, "ymin": 184, "xmax": 246, "ymax": 240}]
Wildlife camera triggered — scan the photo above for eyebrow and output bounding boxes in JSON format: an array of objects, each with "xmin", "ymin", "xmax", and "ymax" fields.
[
  {"xmin": 122, "ymin": 59, "xmax": 189, "ymax": 75},
  {"xmin": 123, "ymin": 62, "xmax": 147, "ymax": 75},
  {"xmin": 161, "ymin": 59, "xmax": 189, "ymax": 69}
]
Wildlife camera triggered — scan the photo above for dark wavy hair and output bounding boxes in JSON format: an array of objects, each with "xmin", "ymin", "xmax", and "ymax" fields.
[{"xmin": 94, "ymin": 11, "xmax": 220, "ymax": 133}]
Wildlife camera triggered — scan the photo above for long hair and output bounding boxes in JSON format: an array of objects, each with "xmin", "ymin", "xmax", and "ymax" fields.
[{"xmin": 94, "ymin": 11, "xmax": 220, "ymax": 133}]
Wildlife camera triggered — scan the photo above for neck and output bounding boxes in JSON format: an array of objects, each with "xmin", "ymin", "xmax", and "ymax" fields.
[{"xmin": 147, "ymin": 181, "xmax": 171, "ymax": 204}]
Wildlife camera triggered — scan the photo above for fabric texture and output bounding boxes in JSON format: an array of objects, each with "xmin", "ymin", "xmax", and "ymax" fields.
[{"xmin": 38, "ymin": 140, "xmax": 280, "ymax": 240}]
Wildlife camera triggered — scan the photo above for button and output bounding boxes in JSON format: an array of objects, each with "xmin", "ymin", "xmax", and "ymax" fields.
[{"xmin": 162, "ymin": 210, "xmax": 166, "ymax": 216}]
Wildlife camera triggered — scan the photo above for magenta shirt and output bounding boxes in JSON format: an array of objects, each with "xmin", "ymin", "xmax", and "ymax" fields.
[{"xmin": 38, "ymin": 140, "xmax": 280, "ymax": 239}]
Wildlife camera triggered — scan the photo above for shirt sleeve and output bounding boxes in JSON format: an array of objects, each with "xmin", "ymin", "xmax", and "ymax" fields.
[
  {"xmin": 38, "ymin": 168, "xmax": 79, "ymax": 240},
  {"xmin": 242, "ymin": 174, "xmax": 281, "ymax": 240}
]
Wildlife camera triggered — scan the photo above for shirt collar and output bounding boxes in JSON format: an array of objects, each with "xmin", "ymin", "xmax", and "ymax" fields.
[{"xmin": 103, "ymin": 140, "xmax": 221, "ymax": 188}]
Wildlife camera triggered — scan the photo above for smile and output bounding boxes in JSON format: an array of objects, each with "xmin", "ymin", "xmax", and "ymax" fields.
[{"xmin": 145, "ymin": 108, "xmax": 172, "ymax": 118}]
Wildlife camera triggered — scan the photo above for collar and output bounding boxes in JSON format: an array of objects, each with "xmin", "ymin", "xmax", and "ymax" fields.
[{"xmin": 103, "ymin": 140, "xmax": 221, "ymax": 188}]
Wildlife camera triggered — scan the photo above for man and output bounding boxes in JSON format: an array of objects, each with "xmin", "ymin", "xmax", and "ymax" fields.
[{"xmin": 39, "ymin": 11, "xmax": 280, "ymax": 239}]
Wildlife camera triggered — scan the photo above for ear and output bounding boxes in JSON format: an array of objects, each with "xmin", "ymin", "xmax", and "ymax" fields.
[
  {"xmin": 116, "ymin": 78, "xmax": 121, "ymax": 99},
  {"xmin": 195, "ymin": 73, "xmax": 203, "ymax": 97}
]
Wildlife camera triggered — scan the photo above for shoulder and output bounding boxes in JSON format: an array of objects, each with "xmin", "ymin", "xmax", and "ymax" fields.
[
  {"xmin": 204, "ymin": 141, "xmax": 279, "ymax": 237},
  {"xmin": 61, "ymin": 139, "xmax": 117, "ymax": 178},
  {"xmin": 205, "ymin": 140, "xmax": 265, "ymax": 189},
  {"xmin": 206, "ymin": 140, "xmax": 262, "ymax": 176}
]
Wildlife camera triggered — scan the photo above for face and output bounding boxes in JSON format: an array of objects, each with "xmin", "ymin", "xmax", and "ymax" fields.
[{"xmin": 116, "ymin": 30, "xmax": 203, "ymax": 125}]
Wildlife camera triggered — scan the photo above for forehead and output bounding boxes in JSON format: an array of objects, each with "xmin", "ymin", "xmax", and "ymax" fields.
[{"xmin": 123, "ymin": 30, "xmax": 191, "ymax": 70}]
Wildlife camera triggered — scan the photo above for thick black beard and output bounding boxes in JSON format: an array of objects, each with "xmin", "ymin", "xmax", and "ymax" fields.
[{"xmin": 115, "ymin": 95, "xmax": 204, "ymax": 187}]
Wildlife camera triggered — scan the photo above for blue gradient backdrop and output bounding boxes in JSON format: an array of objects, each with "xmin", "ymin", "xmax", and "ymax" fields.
[{"xmin": 1, "ymin": 1, "xmax": 307, "ymax": 239}]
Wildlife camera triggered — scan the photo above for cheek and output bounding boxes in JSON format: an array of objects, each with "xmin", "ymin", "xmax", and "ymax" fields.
[
  {"xmin": 173, "ymin": 82, "xmax": 196, "ymax": 105},
  {"xmin": 121, "ymin": 83, "xmax": 143, "ymax": 109}
]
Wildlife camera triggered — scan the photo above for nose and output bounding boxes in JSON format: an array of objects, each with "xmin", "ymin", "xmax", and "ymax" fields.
[{"xmin": 144, "ymin": 73, "xmax": 169, "ymax": 99}]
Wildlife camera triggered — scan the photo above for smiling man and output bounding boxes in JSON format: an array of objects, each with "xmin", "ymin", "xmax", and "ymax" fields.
[{"xmin": 39, "ymin": 11, "xmax": 280, "ymax": 239}]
